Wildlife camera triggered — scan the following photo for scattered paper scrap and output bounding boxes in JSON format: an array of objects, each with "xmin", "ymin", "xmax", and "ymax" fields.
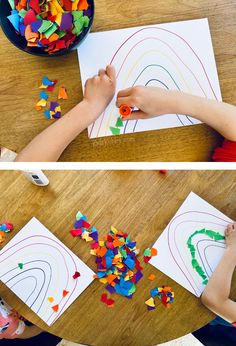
[
  {"xmin": 145, "ymin": 286, "xmax": 175, "ymax": 311},
  {"xmin": 159, "ymin": 170, "xmax": 168, "ymax": 174},
  {"xmin": 0, "ymin": 223, "xmax": 14, "ymax": 233},
  {"xmin": 40, "ymin": 91, "xmax": 49, "ymax": 100},
  {"xmin": 48, "ymin": 297, "xmax": 54, "ymax": 303},
  {"xmin": 143, "ymin": 247, "xmax": 158, "ymax": 263},
  {"xmin": 52, "ymin": 304, "xmax": 59, "ymax": 312},
  {"xmin": 7, "ymin": 0, "xmax": 92, "ymax": 54},
  {"xmin": 58, "ymin": 86, "xmax": 68, "ymax": 100},
  {"xmin": 148, "ymin": 274, "xmax": 156, "ymax": 281},
  {"xmin": 0, "ymin": 231, "xmax": 5, "ymax": 244},
  {"xmin": 69, "ymin": 212, "xmax": 143, "ymax": 301},
  {"xmin": 40, "ymin": 76, "xmax": 57, "ymax": 91},
  {"xmin": 18, "ymin": 263, "xmax": 23, "ymax": 269},
  {"xmin": 100, "ymin": 293, "xmax": 115, "ymax": 308},
  {"xmin": 73, "ymin": 271, "xmax": 81, "ymax": 279},
  {"xmin": 63, "ymin": 290, "xmax": 69, "ymax": 297}
]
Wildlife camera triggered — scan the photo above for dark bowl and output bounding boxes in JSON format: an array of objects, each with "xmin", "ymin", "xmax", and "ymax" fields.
[{"xmin": 0, "ymin": 0, "xmax": 94, "ymax": 57}]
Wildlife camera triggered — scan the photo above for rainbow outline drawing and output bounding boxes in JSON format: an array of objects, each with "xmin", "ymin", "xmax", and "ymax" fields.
[
  {"xmin": 0, "ymin": 218, "xmax": 95, "ymax": 326},
  {"xmin": 149, "ymin": 192, "xmax": 232, "ymax": 297},
  {"xmin": 78, "ymin": 18, "xmax": 222, "ymax": 138}
]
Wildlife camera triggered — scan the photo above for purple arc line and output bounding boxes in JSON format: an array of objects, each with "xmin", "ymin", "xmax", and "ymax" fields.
[
  {"xmin": 0, "ymin": 235, "xmax": 79, "ymax": 325},
  {"xmin": 5, "ymin": 268, "xmax": 46, "ymax": 311},
  {"xmin": 123, "ymin": 64, "xmax": 195, "ymax": 134},
  {"xmin": 2, "ymin": 260, "xmax": 52, "ymax": 313},
  {"xmin": 124, "ymin": 77, "xmax": 186, "ymax": 134},
  {"xmin": 172, "ymin": 217, "xmax": 227, "ymax": 294},
  {"xmin": 195, "ymin": 239, "xmax": 224, "ymax": 277},
  {"xmin": 10, "ymin": 275, "xmax": 38, "ymax": 304},
  {"xmin": 203, "ymin": 243, "xmax": 226, "ymax": 275},
  {"xmin": 167, "ymin": 211, "xmax": 230, "ymax": 296},
  {"xmin": 89, "ymin": 27, "xmax": 217, "ymax": 138}
]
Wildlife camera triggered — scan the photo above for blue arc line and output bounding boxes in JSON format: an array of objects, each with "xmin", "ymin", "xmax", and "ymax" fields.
[
  {"xmin": 123, "ymin": 64, "xmax": 194, "ymax": 134},
  {"xmin": 3, "ymin": 260, "xmax": 52, "ymax": 314},
  {"xmin": 195, "ymin": 239, "xmax": 225, "ymax": 278},
  {"xmin": 10, "ymin": 275, "xmax": 38, "ymax": 304},
  {"xmin": 203, "ymin": 243, "xmax": 225, "ymax": 275},
  {"xmin": 124, "ymin": 78, "xmax": 185, "ymax": 134}
]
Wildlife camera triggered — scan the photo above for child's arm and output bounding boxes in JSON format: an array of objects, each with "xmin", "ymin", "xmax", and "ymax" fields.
[
  {"xmin": 201, "ymin": 223, "xmax": 236, "ymax": 323},
  {"xmin": 116, "ymin": 87, "xmax": 236, "ymax": 141},
  {"xmin": 15, "ymin": 65, "xmax": 116, "ymax": 162}
]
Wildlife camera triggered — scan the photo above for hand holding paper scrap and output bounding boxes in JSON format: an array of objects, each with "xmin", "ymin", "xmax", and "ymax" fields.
[
  {"xmin": 78, "ymin": 19, "xmax": 222, "ymax": 138},
  {"xmin": 7, "ymin": 0, "xmax": 92, "ymax": 54},
  {"xmin": 149, "ymin": 192, "xmax": 231, "ymax": 297}
]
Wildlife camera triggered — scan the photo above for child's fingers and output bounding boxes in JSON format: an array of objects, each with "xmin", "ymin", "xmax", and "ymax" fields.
[
  {"xmin": 121, "ymin": 110, "xmax": 147, "ymax": 120},
  {"xmin": 116, "ymin": 96, "xmax": 136, "ymax": 108},
  {"xmin": 98, "ymin": 69, "xmax": 106, "ymax": 76},
  {"xmin": 106, "ymin": 65, "xmax": 116, "ymax": 81},
  {"xmin": 117, "ymin": 88, "xmax": 133, "ymax": 98}
]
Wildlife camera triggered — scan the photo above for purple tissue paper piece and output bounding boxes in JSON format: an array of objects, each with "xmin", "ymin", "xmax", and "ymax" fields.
[
  {"xmin": 90, "ymin": 232, "xmax": 98, "ymax": 242},
  {"xmin": 50, "ymin": 101, "xmax": 59, "ymax": 111},
  {"xmin": 60, "ymin": 13, "xmax": 73, "ymax": 30},
  {"xmin": 148, "ymin": 306, "xmax": 156, "ymax": 311},
  {"xmin": 126, "ymin": 294, "xmax": 133, "ymax": 299},
  {"xmin": 74, "ymin": 219, "xmax": 84, "ymax": 229},
  {"xmin": 136, "ymin": 270, "xmax": 143, "ymax": 283},
  {"xmin": 83, "ymin": 8, "xmax": 92, "ymax": 17},
  {"xmin": 31, "ymin": 20, "xmax": 42, "ymax": 32},
  {"xmin": 105, "ymin": 285, "xmax": 116, "ymax": 294},
  {"xmin": 52, "ymin": 112, "xmax": 61, "ymax": 119}
]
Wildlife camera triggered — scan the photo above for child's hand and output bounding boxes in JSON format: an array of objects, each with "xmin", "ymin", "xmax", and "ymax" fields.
[
  {"xmin": 225, "ymin": 223, "xmax": 236, "ymax": 254},
  {"xmin": 83, "ymin": 65, "xmax": 116, "ymax": 122},
  {"xmin": 116, "ymin": 86, "xmax": 178, "ymax": 120}
]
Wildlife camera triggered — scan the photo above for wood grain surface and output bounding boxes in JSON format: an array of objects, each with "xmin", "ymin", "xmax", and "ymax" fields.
[
  {"xmin": 1, "ymin": 0, "xmax": 236, "ymax": 162},
  {"xmin": 0, "ymin": 170, "xmax": 236, "ymax": 345}
]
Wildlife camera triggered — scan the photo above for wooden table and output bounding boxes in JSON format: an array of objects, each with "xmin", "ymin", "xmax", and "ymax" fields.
[
  {"xmin": 0, "ymin": 170, "xmax": 236, "ymax": 345},
  {"xmin": 1, "ymin": 0, "xmax": 236, "ymax": 162}
]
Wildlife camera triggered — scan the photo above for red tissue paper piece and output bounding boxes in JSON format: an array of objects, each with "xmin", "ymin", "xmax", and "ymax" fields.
[
  {"xmin": 73, "ymin": 271, "xmax": 81, "ymax": 279},
  {"xmin": 52, "ymin": 304, "xmax": 59, "ymax": 312},
  {"xmin": 212, "ymin": 140, "xmax": 236, "ymax": 162},
  {"xmin": 70, "ymin": 229, "xmax": 82, "ymax": 237},
  {"xmin": 24, "ymin": 9, "xmax": 37, "ymax": 26},
  {"xmin": 63, "ymin": 290, "xmax": 69, "ymax": 297}
]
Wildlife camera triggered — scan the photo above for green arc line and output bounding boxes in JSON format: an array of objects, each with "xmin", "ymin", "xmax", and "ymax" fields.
[{"xmin": 187, "ymin": 229, "xmax": 225, "ymax": 285}]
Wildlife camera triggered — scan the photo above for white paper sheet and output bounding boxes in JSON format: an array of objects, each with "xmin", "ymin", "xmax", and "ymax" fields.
[
  {"xmin": 78, "ymin": 18, "xmax": 222, "ymax": 138},
  {"xmin": 0, "ymin": 217, "xmax": 95, "ymax": 325},
  {"xmin": 149, "ymin": 192, "xmax": 233, "ymax": 297}
]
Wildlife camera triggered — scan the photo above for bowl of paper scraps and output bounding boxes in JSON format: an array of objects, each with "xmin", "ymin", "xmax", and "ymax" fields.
[{"xmin": 0, "ymin": 0, "xmax": 94, "ymax": 56}]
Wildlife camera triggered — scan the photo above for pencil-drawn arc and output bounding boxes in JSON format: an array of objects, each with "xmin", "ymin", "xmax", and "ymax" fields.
[
  {"xmin": 167, "ymin": 211, "xmax": 229, "ymax": 296},
  {"xmin": 123, "ymin": 70, "xmax": 194, "ymax": 134},
  {"xmin": 193, "ymin": 239, "xmax": 225, "ymax": 278},
  {"xmin": 106, "ymin": 48, "xmax": 197, "ymax": 135},
  {"xmin": 173, "ymin": 220, "xmax": 227, "ymax": 294},
  {"xmin": 2, "ymin": 259, "xmax": 52, "ymax": 312},
  {"xmin": 124, "ymin": 78, "xmax": 185, "ymax": 134},
  {"xmin": 90, "ymin": 34, "xmax": 207, "ymax": 137},
  {"xmin": 0, "ymin": 235, "xmax": 79, "ymax": 324},
  {"xmin": 203, "ymin": 243, "xmax": 225, "ymax": 275},
  {"xmin": 10, "ymin": 276, "xmax": 38, "ymax": 304},
  {"xmin": 125, "ymin": 64, "xmax": 194, "ymax": 134},
  {"xmin": 5, "ymin": 268, "xmax": 47, "ymax": 311},
  {"xmin": 89, "ymin": 28, "xmax": 217, "ymax": 138},
  {"xmin": 195, "ymin": 239, "xmax": 220, "ymax": 277},
  {"xmin": 110, "ymin": 28, "xmax": 217, "ymax": 98},
  {"xmin": 0, "ymin": 243, "xmax": 69, "ymax": 288}
]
